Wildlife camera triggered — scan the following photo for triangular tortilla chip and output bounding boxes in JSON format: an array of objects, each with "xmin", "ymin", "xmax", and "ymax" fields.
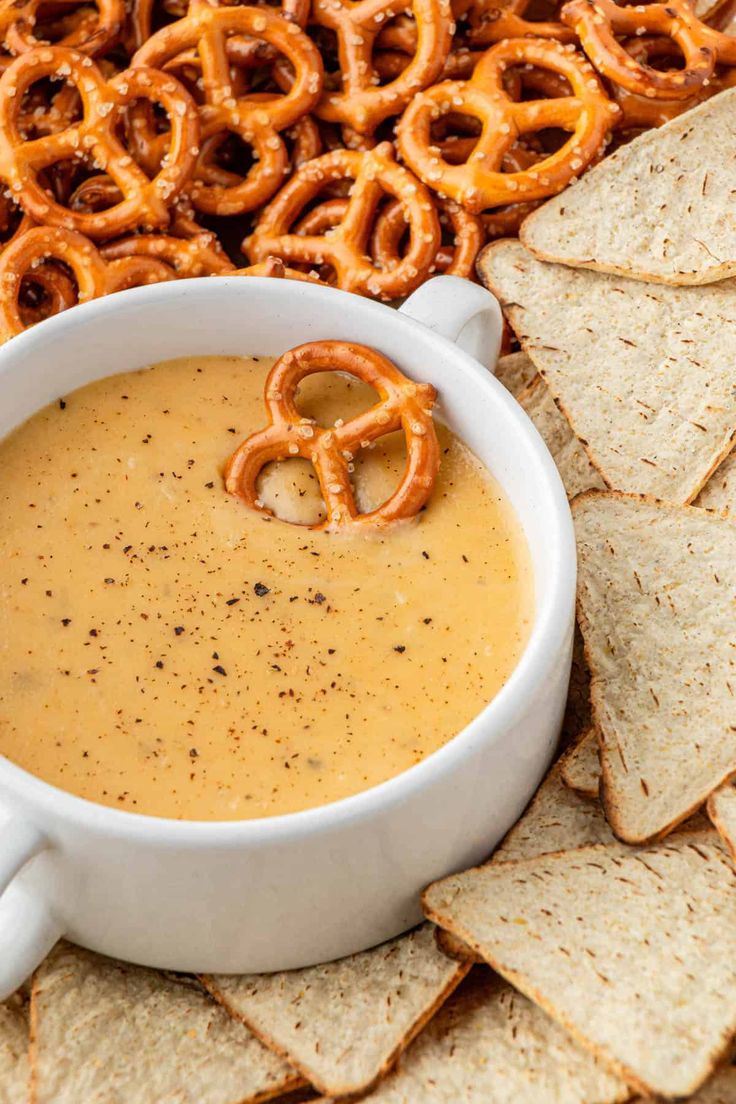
[
  {"xmin": 574, "ymin": 491, "xmax": 736, "ymax": 842},
  {"xmin": 319, "ymin": 969, "xmax": 629, "ymax": 1104},
  {"xmin": 696, "ymin": 452, "xmax": 736, "ymax": 515},
  {"xmin": 0, "ymin": 995, "xmax": 28, "ymax": 1104},
  {"xmin": 202, "ymin": 924, "xmax": 468, "ymax": 1098},
  {"xmin": 478, "ymin": 240, "xmax": 736, "ymax": 502},
  {"xmin": 518, "ymin": 377, "xmax": 606, "ymax": 501},
  {"xmin": 30, "ymin": 942, "xmax": 300, "ymax": 1104},
  {"xmin": 560, "ymin": 728, "xmax": 600, "ymax": 799},
  {"xmin": 520, "ymin": 90, "xmax": 736, "ymax": 285},
  {"xmin": 495, "ymin": 351, "xmax": 537, "ymax": 398},
  {"xmin": 707, "ymin": 782, "xmax": 736, "ymax": 863},
  {"xmin": 423, "ymin": 831, "xmax": 736, "ymax": 1098}
]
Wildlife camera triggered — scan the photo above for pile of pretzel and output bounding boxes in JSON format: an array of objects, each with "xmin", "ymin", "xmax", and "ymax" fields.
[{"xmin": 0, "ymin": 0, "xmax": 734, "ymax": 338}]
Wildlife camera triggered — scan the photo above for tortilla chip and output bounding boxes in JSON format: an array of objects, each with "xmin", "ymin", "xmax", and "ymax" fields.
[
  {"xmin": 574, "ymin": 491, "xmax": 736, "ymax": 843},
  {"xmin": 202, "ymin": 924, "xmax": 468, "ymax": 1098},
  {"xmin": 520, "ymin": 90, "xmax": 736, "ymax": 285},
  {"xmin": 707, "ymin": 782, "xmax": 736, "ymax": 864},
  {"xmin": 560, "ymin": 729, "xmax": 600, "ymax": 799},
  {"xmin": 495, "ymin": 351, "xmax": 537, "ymax": 398},
  {"xmin": 0, "ymin": 995, "xmax": 29, "ymax": 1104},
  {"xmin": 319, "ymin": 969, "xmax": 629, "ymax": 1104},
  {"xmin": 424, "ymin": 830, "xmax": 736, "ymax": 1099},
  {"xmin": 30, "ymin": 942, "xmax": 300, "ymax": 1104},
  {"xmin": 518, "ymin": 377, "xmax": 606, "ymax": 501},
  {"xmin": 696, "ymin": 452, "xmax": 736, "ymax": 515},
  {"xmin": 478, "ymin": 240, "xmax": 736, "ymax": 503}
]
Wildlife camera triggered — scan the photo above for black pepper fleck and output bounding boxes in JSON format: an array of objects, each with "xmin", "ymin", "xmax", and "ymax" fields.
[{"xmin": 254, "ymin": 582, "xmax": 270, "ymax": 597}]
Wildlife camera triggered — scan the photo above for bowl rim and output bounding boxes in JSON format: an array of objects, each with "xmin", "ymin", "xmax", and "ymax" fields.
[{"xmin": 0, "ymin": 276, "xmax": 576, "ymax": 844}]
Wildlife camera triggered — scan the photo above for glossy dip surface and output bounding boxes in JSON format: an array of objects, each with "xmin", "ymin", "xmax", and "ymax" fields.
[{"xmin": 0, "ymin": 355, "xmax": 533, "ymax": 819}]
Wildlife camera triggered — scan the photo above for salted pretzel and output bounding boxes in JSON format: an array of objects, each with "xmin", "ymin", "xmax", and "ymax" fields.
[
  {"xmin": 311, "ymin": 0, "xmax": 454, "ymax": 136},
  {"xmin": 245, "ymin": 142, "xmax": 442, "ymax": 300},
  {"xmin": 100, "ymin": 228, "xmax": 235, "ymax": 276},
  {"xmin": 233, "ymin": 257, "xmax": 325, "ymax": 280},
  {"xmin": 225, "ymin": 340, "xmax": 440, "ymax": 531},
  {"xmin": 0, "ymin": 47, "xmax": 199, "ymax": 239},
  {"xmin": 132, "ymin": 0, "xmax": 323, "ymax": 216},
  {"xmin": 0, "ymin": 225, "xmax": 179, "ymax": 336},
  {"xmin": 1, "ymin": 0, "xmax": 125, "ymax": 58},
  {"xmin": 371, "ymin": 197, "xmax": 484, "ymax": 278},
  {"xmin": 611, "ymin": 36, "xmax": 716, "ymax": 126},
  {"xmin": 561, "ymin": 0, "xmax": 736, "ymax": 99},
  {"xmin": 398, "ymin": 37, "xmax": 618, "ymax": 212},
  {"xmin": 286, "ymin": 190, "xmax": 483, "ymax": 278},
  {"xmin": 465, "ymin": 0, "xmax": 573, "ymax": 45}
]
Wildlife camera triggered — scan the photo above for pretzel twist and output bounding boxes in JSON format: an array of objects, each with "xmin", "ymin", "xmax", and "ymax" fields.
[
  {"xmin": 312, "ymin": 0, "xmax": 454, "ymax": 135},
  {"xmin": 0, "ymin": 225, "xmax": 177, "ymax": 336},
  {"xmin": 133, "ymin": 0, "xmax": 323, "ymax": 216},
  {"xmin": 371, "ymin": 196, "xmax": 485, "ymax": 278},
  {"xmin": 610, "ymin": 36, "xmax": 717, "ymax": 125},
  {"xmin": 0, "ymin": 47, "xmax": 200, "ymax": 238},
  {"xmin": 465, "ymin": 0, "xmax": 573, "ymax": 45},
  {"xmin": 225, "ymin": 340, "xmax": 440, "ymax": 531},
  {"xmin": 398, "ymin": 37, "xmax": 618, "ymax": 212},
  {"xmin": 561, "ymin": 0, "xmax": 736, "ymax": 99},
  {"xmin": 245, "ymin": 141, "xmax": 442, "ymax": 299},
  {"xmin": 1, "ymin": 0, "xmax": 125, "ymax": 58},
  {"xmin": 100, "ymin": 229, "xmax": 235, "ymax": 276}
]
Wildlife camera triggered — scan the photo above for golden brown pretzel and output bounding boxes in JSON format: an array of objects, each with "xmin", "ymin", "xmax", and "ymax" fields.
[
  {"xmin": 465, "ymin": 0, "xmax": 573, "ymax": 45},
  {"xmin": 132, "ymin": 0, "xmax": 323, "ymax": 216},
  {"xmin": 398, "ymin": 37, "xmax": 618, "ymax": 212},
  {"xmin": 561, "ymin": 0, "xmax": 736, "ymax": 99},
  {"xmin": 0, "ymin": 225, "xmax": 176, "ymax": 336},
  {"xmin": 371, "ymin": 197, "xmax": 485, "ymax": 278},
  {"xmin": 233, "ymin": 257, "xmax": 326, "ymax": 280},
  {"xmin": 245, "ymin": 141, "xmax": 442, "ymax": 300},
  {"xmin": 1, "ymin": 0, "xmax": 125, "ymax": 58},
  {"xmin": 225, "ymin": 340, "xmax": 440, "ymax": 531},
  {"xmin": 100, "ymin": 229, "xmax": 235, "ymax": 276},
  {"xmin": 0, "ymin": 46, "xmax": 199, "ymax": 239},
  {"xmin": 611, "ymin": 35, "xmax": 719, "ymax": 125},
  {"xmin": 311, "ymin": 0, "xmax": 454, "ymax": 135}
]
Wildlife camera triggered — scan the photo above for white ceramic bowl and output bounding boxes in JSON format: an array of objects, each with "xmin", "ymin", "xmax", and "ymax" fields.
[{"xmin": 0, "ymin": 275, "xmax": 575, "ymax": 998}]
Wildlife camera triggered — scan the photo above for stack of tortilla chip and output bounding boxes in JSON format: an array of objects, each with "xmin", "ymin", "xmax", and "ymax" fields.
[{"xmin": 7, "ymin": 89, "xmax": 736, "ymax": 1104}]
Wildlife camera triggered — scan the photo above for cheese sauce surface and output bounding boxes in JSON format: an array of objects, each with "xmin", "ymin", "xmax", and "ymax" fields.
[{"xmin": 0, "ymin": 355, "xmax": 533, "ymax": 820}]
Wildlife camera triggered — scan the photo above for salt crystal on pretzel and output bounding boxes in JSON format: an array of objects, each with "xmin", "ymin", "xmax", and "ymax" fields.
[{"xmin": 225, "ymin": 340, "xmax": 440, "ymax": 531}]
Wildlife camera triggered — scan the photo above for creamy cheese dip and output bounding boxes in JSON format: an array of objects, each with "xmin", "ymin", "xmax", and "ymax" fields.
[{"xmin": 0, "ymin": 355, "xmax": 533, "ymax": 819}]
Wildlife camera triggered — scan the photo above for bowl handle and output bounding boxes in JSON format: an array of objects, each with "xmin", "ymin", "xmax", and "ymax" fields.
[
  {"xmin": 0, "ymin": 817, "xmax": 62, "ymax": 999},
  {"xmin": 398, "ymin": 275, "xmax": 503, "ymax": 372}
]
